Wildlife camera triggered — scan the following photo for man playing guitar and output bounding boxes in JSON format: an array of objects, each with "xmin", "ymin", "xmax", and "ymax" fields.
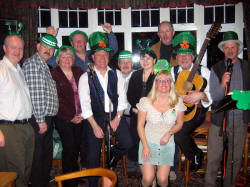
[{"xmin": 171, "ymin": 31, "xmax": 212, "ymax": 172}]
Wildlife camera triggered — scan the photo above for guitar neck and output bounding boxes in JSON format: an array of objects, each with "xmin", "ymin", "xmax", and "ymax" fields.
[{"xmin": 187, "ymin": 38, "xmax": 210, "ymax": 82}]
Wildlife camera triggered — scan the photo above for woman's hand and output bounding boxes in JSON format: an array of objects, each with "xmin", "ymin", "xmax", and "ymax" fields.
[
  {"xmin": 160, "ymin": 133, "xmax": 171, "ymax": 145},
  {"xmin": 142, "ymin": 146, "xmax": 152, "ymax": 162},
  {"xmin": 71, "ymin": 114, "xmax": 83, "ymax": 124},
  {"xmin": 132, "ymin": 107, "xmax": 139, "ymax": 114}
]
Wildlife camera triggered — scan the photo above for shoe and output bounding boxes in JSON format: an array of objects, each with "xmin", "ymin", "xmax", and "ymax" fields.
[{"xmin": 190, "ymin": 149, "xmax": 203, "ymax": 172}]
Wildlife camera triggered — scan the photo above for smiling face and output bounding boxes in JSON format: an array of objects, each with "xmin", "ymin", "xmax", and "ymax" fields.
[
  {"xmin": 71, "ymin": 33, "xmax": 87, "ymax": 53},
  {"xmin": 58, "ymin": 51, "xmax": 74, "ymax": 70},
  {"xmin": 92, "ymin": 50, "xmax": 109, "ymax": 71},
  {"xmin": 3, "ymin": 35, "xmax": 24, "ymax": 66},
  {"xmin": 140, "ymin": 53, "xmax": 156, "ymax": 71},
  {"xmin": 176, "ymin": 53, "xmax": 194, "ymax": 70},
  {"xmin": 158, "ymin": 22, "xmax": 175, "ymax": 46},
  {"xmin": 37, "ymin": 43, "xmax": 55, "ymax": 62},
  {"xmin": 155, "ymin": 73, "xmax": 172, "ymax": 93},
  {"xmin": 118, "ymin": 59, "xmax": 133, "ymax": 76}
]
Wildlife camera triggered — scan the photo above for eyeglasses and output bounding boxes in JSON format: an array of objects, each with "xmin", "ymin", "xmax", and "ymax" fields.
[{"xmin": 156, "ymin": 79, "xmax": 171, "ymax": 84}]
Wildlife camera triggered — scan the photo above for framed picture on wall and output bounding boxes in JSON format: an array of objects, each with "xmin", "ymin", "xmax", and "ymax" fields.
[{"xmin": 0, "ymin": 19, "xmax": 17, "ymax": 59}]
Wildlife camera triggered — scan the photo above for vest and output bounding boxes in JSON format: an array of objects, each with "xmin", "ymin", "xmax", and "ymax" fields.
[
  {"xmin": 88, "ymin": 69, "xmax": 118, "ymax": 124},
  {"xmin": 211, "ymin": 59, "xmax": 250, "ymax": 126}
]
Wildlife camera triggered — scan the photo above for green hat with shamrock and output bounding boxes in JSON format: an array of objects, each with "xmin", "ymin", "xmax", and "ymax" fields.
[
  {"xmin": 119, "ymin": 50, "xmax": 132, "ymax": 60},
  {"xmin": 172, "ymin": 31, "xmax": 196, "ymax": 55},
  {"xmin": 38, "ymin": 34, "xmax": 58, "ymax": 49},
  {"xmin": 69, "ymin": 30, "xmax": 88, "ymax": 43},
  {"xmin": 154, "ymin": 59, "xmax": 172, "ymax": 74},
  {"xmin": 89, "ymin": 31, "xmax": 112, "ymax": 53},
  {"xmin": 218, "ymin": 31, "xmax": 243, "ymax": 54}
]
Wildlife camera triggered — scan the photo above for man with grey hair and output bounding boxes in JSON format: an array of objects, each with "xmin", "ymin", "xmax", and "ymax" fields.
[
  {"xmin": 205, "ymin": 31, "xmax": 250, "ymax": 187},
  {"xmin": 151, "ymin": 21, "xmax": 178, "ymax": 66}
]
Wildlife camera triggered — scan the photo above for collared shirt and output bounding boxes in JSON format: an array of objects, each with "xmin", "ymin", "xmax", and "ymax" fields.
[
  {"xmin": 122, "ymin": 71, "xmax": 134, "ymax": 115},
  {"xmin": 78, "ymin": 66, "xmax": 127, "ymax": 119},
  {"xmin": 0, "ymin": 56, "xmax": 32, "ymax": 120},
  {"xmin": 47, "ymin": 32, "xmax": 118, "ymax": 71},
  {"xmin": 171, "ymin": 64, "xmax": 212, "ymax": 108},
  {"xmin": 22, "ymin": 53, "xmax": 59, "ymax": 123}
]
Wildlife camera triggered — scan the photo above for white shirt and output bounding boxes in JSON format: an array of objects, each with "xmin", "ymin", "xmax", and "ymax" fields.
[
  {"xmin": 171, "ymin": 64, "xmax": 212, "ymax": 108},
  {"xmin": 0, "ymin": 56, "xmax": 32, "ymax": 120},
  {"xmin": 79, "ymin": 66, "xmax": 128, "ymax": 119}
]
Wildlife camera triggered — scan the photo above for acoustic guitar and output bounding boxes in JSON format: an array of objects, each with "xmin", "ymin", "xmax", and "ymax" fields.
[{"xmin": 175, "ymin": 22, "xmax": 221, "ymax": 122}]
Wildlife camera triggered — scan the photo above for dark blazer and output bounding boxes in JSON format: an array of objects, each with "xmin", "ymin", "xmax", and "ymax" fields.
[
  {"xmin": 51, "ymin": 66, "xmax": 84, "ymax": 122},
  {"xmin": 127, "ymin": 69, "xmax": 155, "ymax": 112}
]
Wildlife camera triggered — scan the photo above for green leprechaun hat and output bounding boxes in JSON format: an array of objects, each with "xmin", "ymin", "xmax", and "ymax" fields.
[
  {"xmin": 119, "ymin": 50, "xmax": 132, "ymax": 60},
  {"xmin": 89, "ymin": 31, "xmax": 112, "ymax": 53},
  {"xmin": 172, "ymin": 31, "xmax": 196, "ymax": 55},
  {"xmin": 218, "ymin": 31, "xmax": 243, "ymax": 54},
  {"xmin": 69, "ymin": 30, "xmax": 88, "ymax": 43},
  {"xmin": 38, "ymin": 34, "xmax": 58, "ymax": 49},
  {"xmin": 154, "ymin": 59, "xmax": 172, "ymax": 74}
]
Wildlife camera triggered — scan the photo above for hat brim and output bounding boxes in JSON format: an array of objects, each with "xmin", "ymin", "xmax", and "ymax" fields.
[
  {"xmin": 38, "ymin": 38, "xmax": 59, "ymax": 49},
  {"xmin": 176, "ymin": 48, "xmax": 197, "ymax": 56},
  {"xmin": 94, "ymin": 47, "xmax": 113, "ymax": 53},
  {"xmin": 69, "ymin": 30, "xmax": 88, "ymax": 43},
  {"xmin": 218, "ymin": 40, "xmax": 243, "ymax": 54}
]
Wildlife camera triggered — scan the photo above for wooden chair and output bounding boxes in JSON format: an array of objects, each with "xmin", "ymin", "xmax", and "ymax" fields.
[
  {"xmin": 0, "ymin": 172, "xmax": 18, "ymax": 187},
  {"xmin": 101, "ymin": 137, "xmax": 129, "ymax": 185},
  {"xmin": 242, "ymin": 129, "xmax": 250, "ymax": 176},
  {"xmin": 55, "ymin": 168, "xmax": 117, "ymax": 187},
  {"xmin": 178, "ymin": 111, "xmax": 211, "ymax": 187}
]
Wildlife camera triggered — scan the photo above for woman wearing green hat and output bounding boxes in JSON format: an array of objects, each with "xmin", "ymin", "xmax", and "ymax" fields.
[{"xmin": 51, "ymin": 46, "xmax": 84, "ymax": 187}]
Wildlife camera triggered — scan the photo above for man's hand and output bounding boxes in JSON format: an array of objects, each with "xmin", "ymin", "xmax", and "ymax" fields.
[
  {"xmin": 92, "ymin": 124, "xmax": 104, "ymax": 138},
  {"xmin": 46, "ymin": 26, "xmax": 59, "ymax": 37},
  {"xmin": 102, "ymin": 23, "xmax": 112, "ymax": 34},
  {"xmin": 183, "ymin": 90, "xmax": 203, "ymax": 105},
  {"xmin": 71, "ymin": 114, "xmax": 83, "ymax": 124},
  {"xmin": 0, "ymin": 130, "xmax": 5, "ymax": 147},
  {"xmin": 38, "ymin": 122, "xmax": 48, "ymax": 134},
  {"xmin": 110, "ymin": 116, "xmax": 120, "ymax": 132},
  {"xmin": 221, "ymin": 72, "xmax": 231, "ymax": 88}
]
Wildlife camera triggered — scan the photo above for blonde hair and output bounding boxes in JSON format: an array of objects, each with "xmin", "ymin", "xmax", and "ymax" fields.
[
  {"xmin": 55, "ymin": 47, "xmax": 75, "ymax": 66},
  {"xmin": 148, "ymin": 71, "xmax": 179, "ymax": 108}
]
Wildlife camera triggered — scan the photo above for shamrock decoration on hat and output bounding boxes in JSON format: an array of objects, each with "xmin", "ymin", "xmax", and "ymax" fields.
[
  {"xmin": 38, "ymin": 34, "xmax": 58, "ymax": 49},
  {"xmin": 69, "ymin": 30, "xmax": 88, "ymax": 43},
  {"xmin": 172, "ymin": 31, "xmax": 196, "ymax": 55},
  {"xmin": 119, "ymin": 50, "xmax": 132, "ymax": 60},
  {"xmin": 5, "ymin": 21, "xmax": 24, "ymax": 38},
  {"xmin": 89, "ymin": 31, "xmax": 112, "ymax": 53},
  {"xmin": 154, "ymin": 59, "xmax": 172, "ymax": 74},
  {"xmin": 218, "ymin": 31, "xmax": 243, "ymax": 54}
]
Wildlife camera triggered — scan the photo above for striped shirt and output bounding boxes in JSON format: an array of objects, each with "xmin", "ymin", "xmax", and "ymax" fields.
[{"xmin": 22, "ymin": 53, "xmax": 58, "ymax": 123}]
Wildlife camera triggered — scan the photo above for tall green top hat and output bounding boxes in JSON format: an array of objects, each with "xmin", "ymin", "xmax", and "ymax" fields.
[
  {"xmin": 218, "ymin": 31, "xmax": 243, "ymax": 54},
  {"xmin": 172, "ymin": 31, "xmax": 196, "ymax": 55},
  {"xmin": 89, "ymin": 31, "xmax": 112, "ymax": 53},
  {"xmin": 119, "ymin": 50, "xmax": 132, "ymax": 60},
  {"xmin": 69, "ymin": 30, "xmax": 88, "ymax": 43},
  {"xmin": 38, "ymin": 34, "xmax": 58, "ymax": 49}
]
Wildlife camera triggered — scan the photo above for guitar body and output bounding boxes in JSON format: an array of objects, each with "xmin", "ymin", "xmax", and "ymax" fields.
[{"xmin": 175, "ymin": 70, "xmax": 207, "ymax": 122}]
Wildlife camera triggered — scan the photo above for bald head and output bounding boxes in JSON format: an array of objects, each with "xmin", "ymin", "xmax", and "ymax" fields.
[{"xmin": 3, "ymin": 35, "xmax": 24, "ymax": 66}]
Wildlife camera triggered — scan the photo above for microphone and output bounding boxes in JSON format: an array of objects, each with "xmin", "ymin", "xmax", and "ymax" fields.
[{"xmin": 226, "ymin": 59, "xmax": 233, "ymax": 73}]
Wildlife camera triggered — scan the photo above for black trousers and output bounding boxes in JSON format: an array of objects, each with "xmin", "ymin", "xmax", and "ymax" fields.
[
  {"xmin": 54, "ymin": 116, "xmax": 83, "ymax": 187},
  {"xmin": 29, "ymin": 116, "xmax": 53, "ymax": 187},
  {"xmin": 174, "ymin": 111, "xmax": 206, "ymax": 160},
  {"xmin": 85, "ymin": 116, "xmax": 133, "ymax": 187},
  {"xmin": 126, "ymin": 113, "xmax": 140, "ymax": 162}
]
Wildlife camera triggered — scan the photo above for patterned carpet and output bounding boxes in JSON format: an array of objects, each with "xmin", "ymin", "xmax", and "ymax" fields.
[{"xmin": 49, "ymin": 162, "xmax": 250, "ymax": 187}]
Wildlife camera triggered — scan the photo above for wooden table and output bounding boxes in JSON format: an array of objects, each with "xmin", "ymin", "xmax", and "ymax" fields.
[{"xmin": 0, "ymin": 172, "xmax": 17, "ymax": 187}]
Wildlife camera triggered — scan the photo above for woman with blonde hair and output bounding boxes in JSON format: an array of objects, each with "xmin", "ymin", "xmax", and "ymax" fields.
[{"xmin": 137, "ymin": 60, "xmax": 186, "ymax": 187}]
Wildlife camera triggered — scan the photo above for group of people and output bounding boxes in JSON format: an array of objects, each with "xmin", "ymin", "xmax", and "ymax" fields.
[{"xmin": 0, "ymin": 19, "xmax": 248, "ymax": 187}]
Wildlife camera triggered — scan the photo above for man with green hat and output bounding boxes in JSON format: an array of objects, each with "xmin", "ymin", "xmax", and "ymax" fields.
[
  {"xmin": 46, "ymin": 23, "xmax": 118, "ymax": 72},
  {"xmin": 205, "ymin": 31, "xmax": 250, "ymax": 187},
  {"xmin": 171, "ymin": 31, "xmax": 212, "ymax": 172},
  {"xmin": 22, "ymin": 34, "xmax": 59, "ymax": 187},
  {"xmin": 78, "ymin": 32, "xmax": 132, "ymax": 187}
]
